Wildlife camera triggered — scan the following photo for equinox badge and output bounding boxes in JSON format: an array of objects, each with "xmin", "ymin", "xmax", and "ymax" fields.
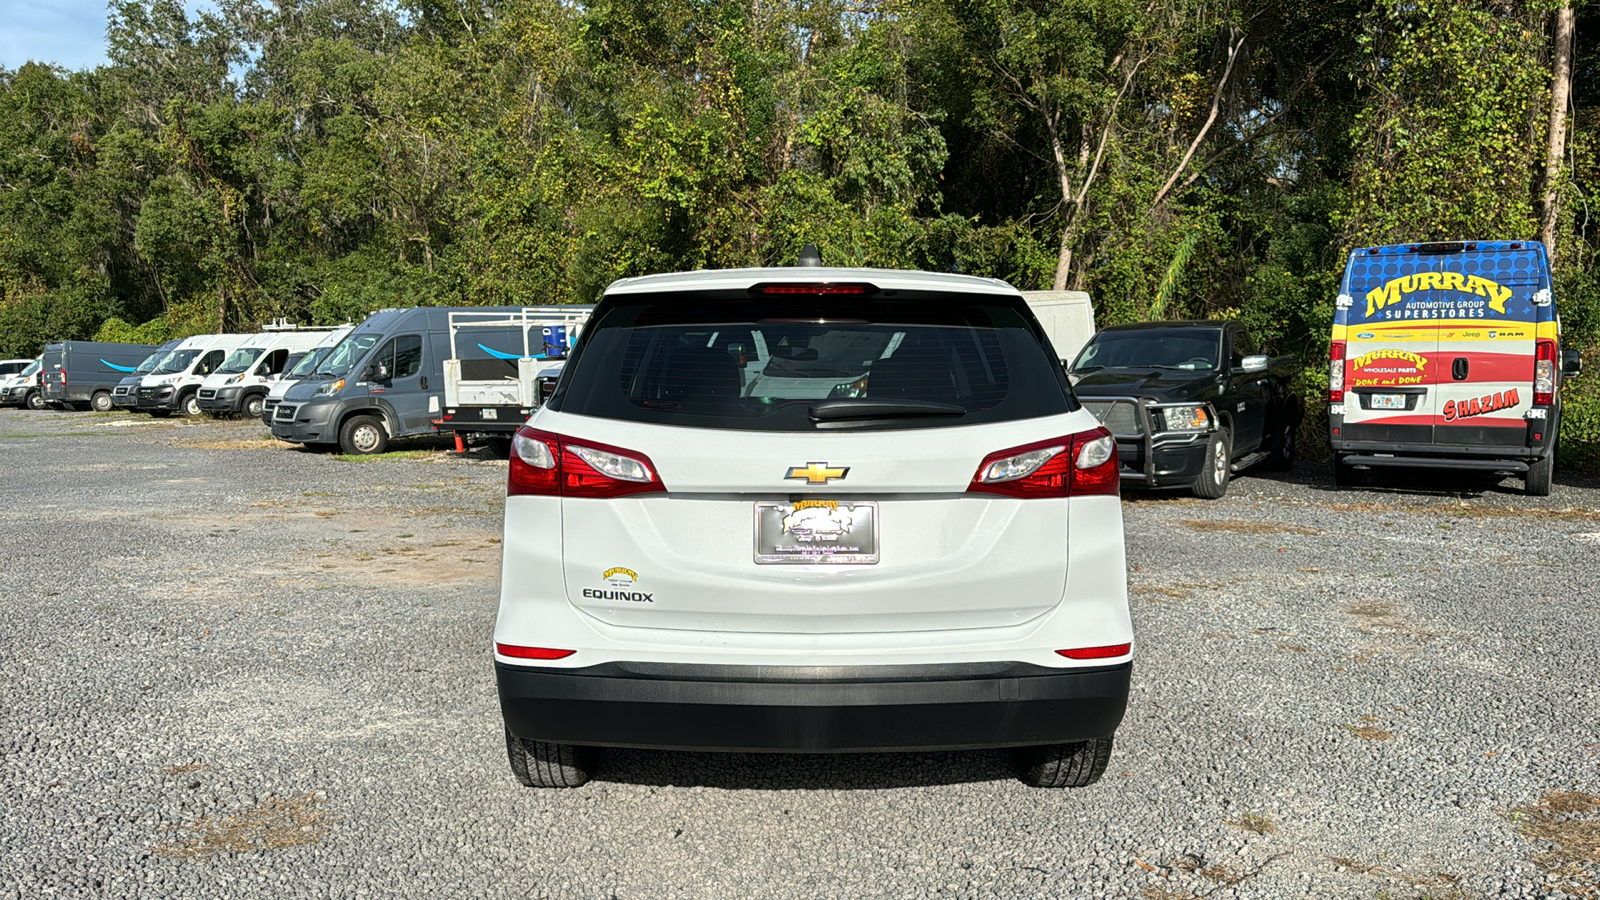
[{"xmin": 786, "ymin": 462, "xmax": 849, "ymax": 485}]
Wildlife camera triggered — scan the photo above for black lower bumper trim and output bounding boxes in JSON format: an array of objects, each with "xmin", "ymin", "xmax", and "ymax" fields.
[
  {"xmin": 1342, "ymin": 454, "xmax": 1530, "ymax": 473},
  {"xmin": 497, "ymin": 660, "xmax": 1131, "ymax": 752}
]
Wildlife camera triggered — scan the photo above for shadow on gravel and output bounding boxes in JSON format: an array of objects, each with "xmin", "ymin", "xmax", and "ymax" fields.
[
  {"xmin": 1244, "ymin": 461, "xmax": 1600, "ymax": 499},
  {"xmin": 593, "ymin": 747, "xmax": 1019, "ymax": 790}
]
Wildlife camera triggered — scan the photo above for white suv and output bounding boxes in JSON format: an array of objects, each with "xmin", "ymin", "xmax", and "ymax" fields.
[{"xmin": 493, "ymin": 262, "xmax": 1132, "ymax": 788}]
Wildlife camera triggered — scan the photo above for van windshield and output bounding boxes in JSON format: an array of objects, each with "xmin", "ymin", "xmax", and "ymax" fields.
[
  {"xmin": 216, "ymin": 347, "xmax": 265, "ymax": 375},
  {"xmin": 315, "ymin": 333, "xmax": 382, "ymax": 378},
  {"xmin": 152, "ymin": 349, "xmax": 201, "ymax": 375},
  {"xmin": 22, "ymin": 359, "xmax": 41, "ymax": 377},
  {"xmin": 288, "ymin": 348, "xmax": 328, "ymax": 378},
  {"xmin": 132, "ymin": 351, "xmax": 169, "ymax": 375}
]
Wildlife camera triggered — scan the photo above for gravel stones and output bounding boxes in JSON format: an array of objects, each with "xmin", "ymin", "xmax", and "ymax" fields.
[{"xmin": 1, "ymin": 409, "xmax": 1596, "ymax": 898}]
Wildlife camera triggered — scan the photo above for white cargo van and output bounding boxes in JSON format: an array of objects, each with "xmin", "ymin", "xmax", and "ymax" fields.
[
  {"xmin": 1021, "ymin": 291, "xmax": 1096, "ymax": 366},
  {"xmin": 136, "ymin": 334, "xmax": 253, "ymax": 417},
  {"xmin": 260, "ymin": 326, "xmax": 354, "ymax": 425},
  {"xmin": 197, "ymin": 328, "xmax": 342, "ymax": 419}
]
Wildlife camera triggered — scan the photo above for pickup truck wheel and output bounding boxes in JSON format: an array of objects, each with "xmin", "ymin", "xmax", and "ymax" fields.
[
  {"xmin": 505, "ymin": 729, "xmax": 596, "ymax": 788},
  {"xmin": 1013, "ymin": 736, "xmax": 1113, "ymax": 788},
  {"xmin": 339, "ymin": 415, "xmax": 388, "ymax": 455},
  {"xmin": 1525, "ymin": 447, "xmax": 1554, "ymax": 496},
  {"xmin": 1264, "ymin": 421, "xmax": 1296, "ymax": 471},
  {"xmin": 1191, "ymin": 431, "xmax": 1231, "ymax": 499},
  {"xmin": 90, "ymin": 391, "xmax": 113, "ymax": 412}
]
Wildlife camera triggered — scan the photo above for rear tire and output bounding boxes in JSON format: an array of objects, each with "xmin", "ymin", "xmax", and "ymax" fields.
[
  {"xmin": 1264, "ymin": 420, "xmax": 1296, "ymax": 471},
  {"xmin": 505, "ymin": 730, "xmax": 595, "ymax": 788},
  {"xmin": 24, "ymin": 391, "xmax": 44, "ymax": 410},
  {"xmin": 1191, "ymin": 431, "xmax": 1231, "ymax": 499},
  {"xmin": 1332, "ymin": 454, "xmax": 1361, "ymax": 488},
  {"xmin": 1525, "ymin": 447, "xmax": 1554, "ymax": 496},
  {"xmin": 338, "ymin": 415, "xmax": 388, "ymax": 455},
  {"xmin": 1014, "ymin": 736, "xmax": 1114, "ymax": 788},
  {"xmin": 90, "ymin": 391, "xmax": 113, "ymax": 412},
  {"xmin": 483, "ymin": 436, "xmax": 513, "ymax": 458}
]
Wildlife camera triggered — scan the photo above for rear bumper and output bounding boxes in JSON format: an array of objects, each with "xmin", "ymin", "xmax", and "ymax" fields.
[{"xmin": 496, "ymin": 660, "xmax": 1131, "ymax": 752}]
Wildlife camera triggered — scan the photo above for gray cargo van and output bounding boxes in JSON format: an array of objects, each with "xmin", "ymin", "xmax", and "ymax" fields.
[
  {"xmin": 41, "ymin": 341, "xmax": 159, "ymax": 411},
  {"xmin": 271, "ymin": 307, "xmax": 527, "ymax": 454},
  {"xmin": 111, "ymin": 339, "xmax": 184, "ymax": 411}
]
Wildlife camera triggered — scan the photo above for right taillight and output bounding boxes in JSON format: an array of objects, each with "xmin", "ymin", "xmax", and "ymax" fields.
[
  {"xmin": 1535, "ymin": 339, "xmax": 1556, "ymax": 405},
  {"xmin": 1329, "ymin": 340, "xmax": 1345, "ymax": 403},
  {"xmin": 968, "ymin": 427, "xmax": 1119, "ymax": 498},
  {"xmin": 508, "ymin": 426, "xmax": 665, "ymax": 498}
]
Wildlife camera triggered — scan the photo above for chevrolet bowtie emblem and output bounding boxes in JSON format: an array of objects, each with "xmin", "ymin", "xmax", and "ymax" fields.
[{"xmin": 785, "ymin": 462, "xmax": 849, "ymax": 485}]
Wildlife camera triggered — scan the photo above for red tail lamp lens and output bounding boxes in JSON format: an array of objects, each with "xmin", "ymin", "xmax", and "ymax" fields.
[
  {"xmin": 1329, "ymin": 341, "xmax": 1346, "ymax": 403},
  {"xmin": 968, "ymin": 427, "xmax": 1118, "ymax": 498},
  {"xmin": 508, "ymin": 427, "xmax": 665, "ymax": 498}
]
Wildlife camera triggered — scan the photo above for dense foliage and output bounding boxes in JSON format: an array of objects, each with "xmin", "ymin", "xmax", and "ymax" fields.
[{"xmin": 3, "ymin": 1, "xmax": 1598, "ymax": 435}]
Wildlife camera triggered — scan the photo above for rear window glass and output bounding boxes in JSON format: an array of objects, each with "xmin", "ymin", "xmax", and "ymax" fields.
[{"xmin": 550, "ymin": 291, "xmax": 1073, "ymax": 431}]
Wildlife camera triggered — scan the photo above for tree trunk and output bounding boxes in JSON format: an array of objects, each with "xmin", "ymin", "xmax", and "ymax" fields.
[{"xmin": 1539, "ymin": 4, "xmax": 1575, "ymax": 261}]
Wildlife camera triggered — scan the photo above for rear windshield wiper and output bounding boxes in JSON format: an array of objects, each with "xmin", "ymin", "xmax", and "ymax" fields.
[{"xmin": 808, "ymin": 399, "xmax": 967, "ymax": 421}]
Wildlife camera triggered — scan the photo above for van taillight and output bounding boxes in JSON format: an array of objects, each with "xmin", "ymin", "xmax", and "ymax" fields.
[
  {"xmin": 1535, "ymin": 339, "xmax": 1556, "ymax": 405},
  {"xmin": 968, "ymin": 427, "xmax": 1119, "ymax": 498},
  {"xmin": 1329, "ymin": 341, "xmax": 1346, "ymax": 403},
  {"xmin": 508, "ymin": 426, "xmax": 665, "ymax": 498}
]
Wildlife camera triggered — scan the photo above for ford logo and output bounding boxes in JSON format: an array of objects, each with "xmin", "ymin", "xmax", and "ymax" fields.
[{"xmin": 1357, "ymin": 332, "xmax": 1374, "ymax": 339}]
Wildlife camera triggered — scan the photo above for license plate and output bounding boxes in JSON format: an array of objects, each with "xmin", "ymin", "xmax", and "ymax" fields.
[
  {"xmin": 480, "ymin": 408, "xmax": 497, "ymax": 420},
  {"xmin": 1370, "ymin": 394, "xmax": 1407, "ymax": 410},
  {"xmin": 754, "ymin": 500, "xmax": 878, "ymax": 565}
]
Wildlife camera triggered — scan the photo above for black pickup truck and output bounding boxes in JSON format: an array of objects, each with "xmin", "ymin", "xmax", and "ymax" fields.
[{"xmin": 1068, "ymin": 321, "xmax": 1302, "ymax": 498}]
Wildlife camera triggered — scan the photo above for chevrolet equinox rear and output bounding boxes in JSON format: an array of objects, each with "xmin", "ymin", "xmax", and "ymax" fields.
[{"xmin": 493, "ymin": 263, "xmax": 1132, "ymax": 788}]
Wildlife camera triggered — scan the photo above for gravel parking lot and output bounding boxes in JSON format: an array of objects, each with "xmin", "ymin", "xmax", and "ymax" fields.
[{"xmin": 2, "ymin": 409, "xmax": 1597, "ymax": 899}]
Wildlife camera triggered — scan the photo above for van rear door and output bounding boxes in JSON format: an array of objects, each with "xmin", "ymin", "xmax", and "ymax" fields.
[
  {"xmin": 1431, "ymin": 247, "xmax": 1545, "ymax": 448},
  {"xmin": 1340, "ymin": 254, "xmax": 1440, "ymax": 445}
]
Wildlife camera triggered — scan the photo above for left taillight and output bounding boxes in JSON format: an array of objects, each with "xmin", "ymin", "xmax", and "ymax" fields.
[
  {"xmin": 1535, "ymin": 339, "xmax": 1557, "ymax": 406},
  {"xmin": 967, "ymin": 426, "xmax": 1119, "ymax": 498},
  {"xmin": 508, "ymin": 426, "xmax": 665, "ymax": 498}
]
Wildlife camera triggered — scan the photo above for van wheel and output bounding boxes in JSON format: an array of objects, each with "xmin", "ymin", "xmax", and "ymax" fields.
[
  {"xmin": 1014, "ymin": 736, "xmax": 1114, "ymax": 788},
  {"xmin": 1264, "ymin": 421, "xmax": 1296, "ymax": 471},
  {"xmin": 1525, "ymin": 448, "xmax": 1554, "ymax": 496},
  {"xmin": 1332, "ymin": 454, "xmax": 1361, "ymax": 488},
  {"xmin": 179, "ymin": 392, "xmax": 201, "ymax": 417},
  {"xmin": 242, "ymin": 394, "xmax": 265, "ymax": 419},
  {"xmin": 90, "ymin": 391, "xmax": 113, "ymax": 412},
  {"xmin": 505, "ymin": 730, "xmax": 595, "ymax": 788},
  {"xmin": 339, "ymin": 415, "xmax": 388, "ymax": 455},
  {"xmin": 1191, "ymin": 431, "xmax": 1231, "ymax": 499},
  {"xmin": 25, "ymin": 391, "xmax": 44, "ymax": 410}
]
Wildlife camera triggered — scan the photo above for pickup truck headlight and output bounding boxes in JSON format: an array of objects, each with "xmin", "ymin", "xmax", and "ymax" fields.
[
  {"xmin": 313, "ymin": 378, "xmax": 345, "ymax": 397},
  {"xmin": 1160, "ymin": 405, "xmax": 1212, "ymax": 431}
]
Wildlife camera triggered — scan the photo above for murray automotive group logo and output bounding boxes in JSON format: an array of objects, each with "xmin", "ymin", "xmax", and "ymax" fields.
[{"xmin": 785, "ymin": 462, "xmax": 849, "ymax": 485}]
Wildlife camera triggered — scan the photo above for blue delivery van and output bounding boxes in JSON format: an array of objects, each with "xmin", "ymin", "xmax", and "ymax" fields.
[{"xmin": 1329, "ymin": 240, "xmax": 1583, "ymax": 495}]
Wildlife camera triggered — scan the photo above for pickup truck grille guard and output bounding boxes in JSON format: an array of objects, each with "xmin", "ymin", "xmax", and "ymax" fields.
[{"xmin": 1081, "ymin": 396, "xmax": 1219, "ymax": 484}]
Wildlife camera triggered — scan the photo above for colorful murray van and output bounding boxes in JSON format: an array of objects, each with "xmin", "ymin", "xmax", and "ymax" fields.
[{"xmin": 1328, "ymin": 240, "xmax": 1579, "ymax": 495}]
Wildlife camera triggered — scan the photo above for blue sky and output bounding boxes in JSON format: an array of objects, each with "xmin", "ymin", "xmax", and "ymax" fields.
[{"xmin": 0, "ymin": 0, "xmax": 112, "ymax": 71}]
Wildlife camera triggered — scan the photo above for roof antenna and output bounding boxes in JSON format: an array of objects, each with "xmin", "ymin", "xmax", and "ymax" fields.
[{"xmin": 797, "ymin": 244, "xmax": 824, "ymax": 267}]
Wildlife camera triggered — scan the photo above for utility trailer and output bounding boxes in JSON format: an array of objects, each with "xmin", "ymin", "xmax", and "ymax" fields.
[{"xmin": 433, "ymin": 306, "xmax": 592, "ymax": 446}]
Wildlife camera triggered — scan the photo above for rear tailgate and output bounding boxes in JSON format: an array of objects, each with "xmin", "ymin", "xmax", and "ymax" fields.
[{"xmin": 549, "ymin": 410, "xmax": 1089, "ymax": 634}]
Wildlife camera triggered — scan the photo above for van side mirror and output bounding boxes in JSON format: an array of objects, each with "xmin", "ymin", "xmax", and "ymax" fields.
[
  {"xmin": 1239, "ymin": 354, "xmax": 1269, "ymax": 373},
  {"xmin": 1563, "ymin": 349, "xmax": 1583, "ymax": 378},
  {"xmin": 367, "ymin": 362, "xmax": 390, "ymax": 382}
]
